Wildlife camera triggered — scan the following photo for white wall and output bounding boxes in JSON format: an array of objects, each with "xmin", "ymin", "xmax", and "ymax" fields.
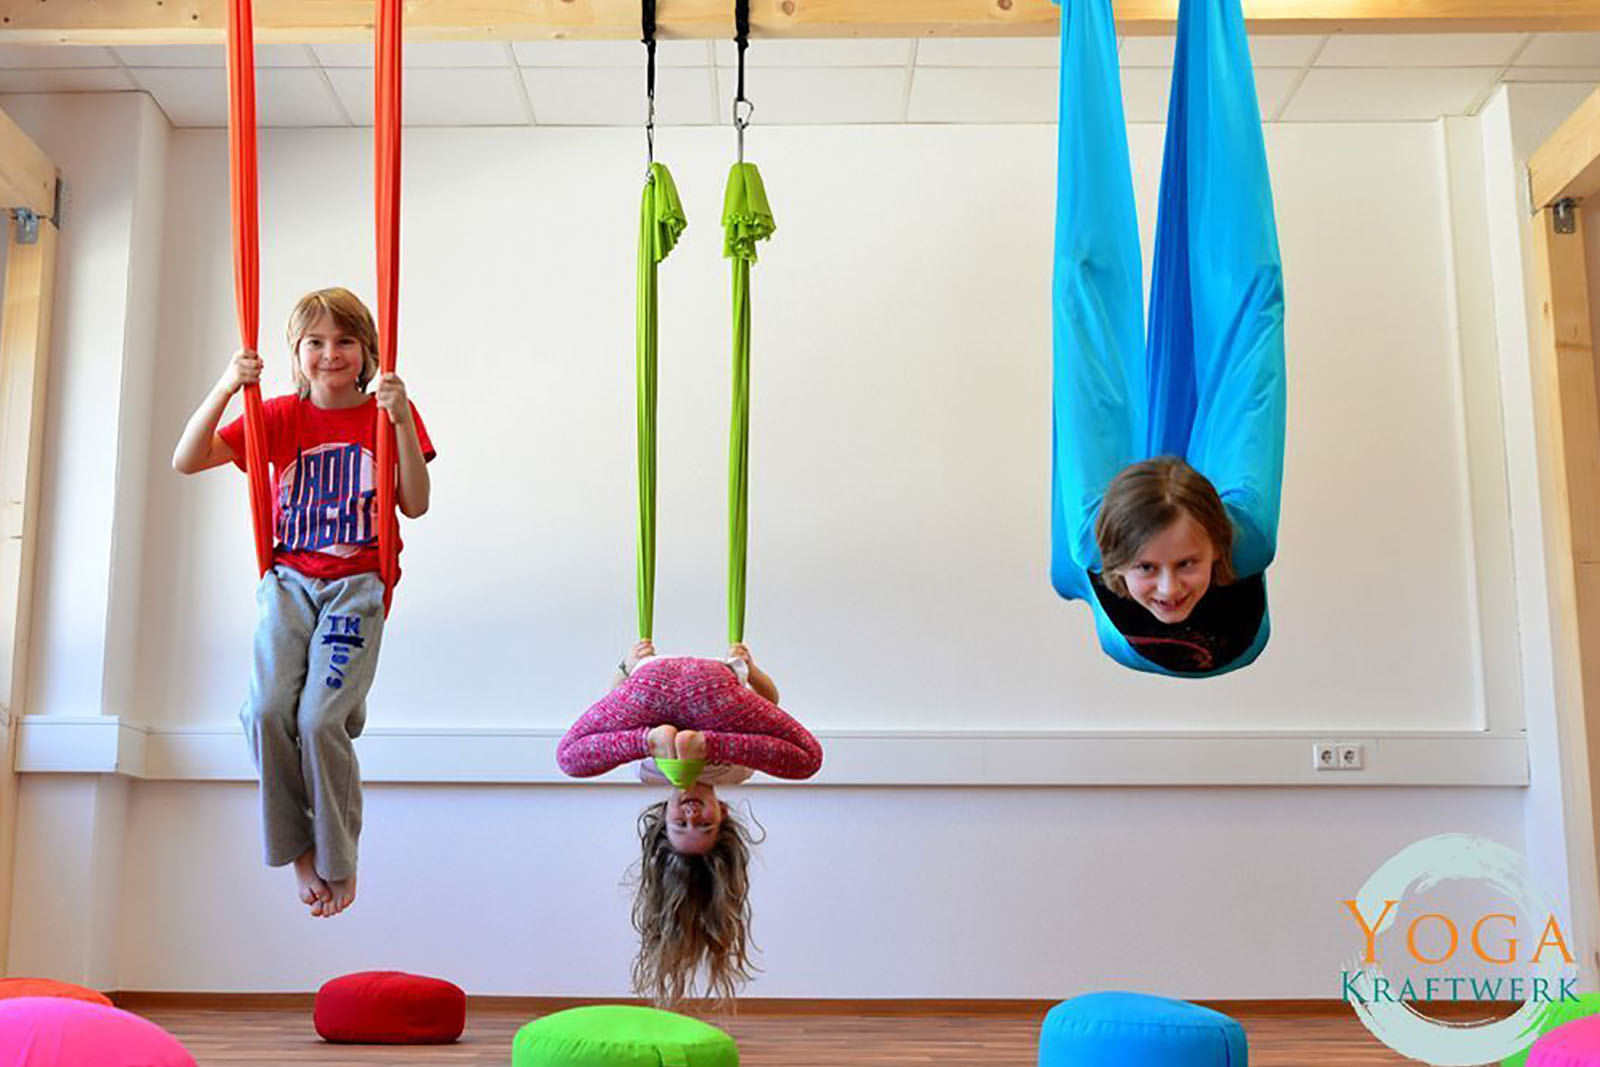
[
  {"xmin": 1474, "ymin": 83, "xmax": 1600, "ymax": 984},
  {"xmin": 4, "ymin": 96, "xmax": 1544, "ymax": 996},
  {"xmin": 133, "ymin": 121, "xmax": 1493, "ymax": 735}
]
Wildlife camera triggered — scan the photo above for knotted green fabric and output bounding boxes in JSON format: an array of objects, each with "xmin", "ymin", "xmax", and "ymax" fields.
[
  {"xmin": 637, "ymin": 163, "xmax": 686, "ymax": 641},
  {"xmin": 723, "ymin": 162, "xmax": 775, "ymax": 645},
  {"xmin": 653, "ymin": 757, "xmax": 706, "ymax": 791}
]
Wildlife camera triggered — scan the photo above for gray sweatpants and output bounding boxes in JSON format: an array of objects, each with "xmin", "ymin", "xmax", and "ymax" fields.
[{"xmin": 240, "ymin": 565, "xmax": 385, "ymax": 883}]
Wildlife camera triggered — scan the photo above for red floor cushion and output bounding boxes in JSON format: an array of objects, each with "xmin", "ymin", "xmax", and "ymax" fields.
[
  {"xmin": 314, "ymin": 971, "xmax": 466, "ymax": 1044},
  {"xmin": 0, "ymin": 978, "xmax": 112, "ymax": 1007},
  {"xmin": 0, "ymin": 997, "xmax": 196, "ymax": 1067}
]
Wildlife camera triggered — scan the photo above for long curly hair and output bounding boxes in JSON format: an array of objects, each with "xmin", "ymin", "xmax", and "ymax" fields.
[{"xmin": 630, "ymin": 799, "xmax": 759, "ymax": 1006}]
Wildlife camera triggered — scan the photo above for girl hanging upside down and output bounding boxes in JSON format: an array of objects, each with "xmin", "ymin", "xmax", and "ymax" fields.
[{"xmin": 557, "ymin": 641, "xmax": 821, "ymax": 1004}]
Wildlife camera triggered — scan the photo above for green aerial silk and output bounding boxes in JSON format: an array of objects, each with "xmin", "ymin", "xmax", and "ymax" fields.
[
  {"xmin": 653, "ymin": 757, "xmax": 706, "ymax": 791},
  {"xmin": 722, "ymin": 162, "xmax": 775, "ymax": 646},
  {"xmin": 636, "ymin": 162, "xmax": 686, "ymax": 641}
]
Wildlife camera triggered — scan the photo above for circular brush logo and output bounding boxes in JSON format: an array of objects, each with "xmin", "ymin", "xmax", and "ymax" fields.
[{"xmin": 1342, "ymin": 834, "xmax": 1580, "ymax": 1065}]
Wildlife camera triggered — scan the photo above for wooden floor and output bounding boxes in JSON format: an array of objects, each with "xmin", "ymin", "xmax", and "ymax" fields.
[{"xmin": 136, "ymin": 1004, "xmax": 1421, "ymax": 1065}]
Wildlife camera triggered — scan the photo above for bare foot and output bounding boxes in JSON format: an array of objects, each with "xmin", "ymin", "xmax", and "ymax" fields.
[
  {"xmin": 675, "ymin": 730, "xmax": 707, "ymax": 760},
  {"xmin": 292, "ymin": 849, "xmax": 331, "ymax": 914},
  {"xmin": 321, "ymin": 873, "xmax": 357, "ymax": 918},
  {"xmin": 647, "ymin": 724, "xmax": 679, "ymax": 760}
]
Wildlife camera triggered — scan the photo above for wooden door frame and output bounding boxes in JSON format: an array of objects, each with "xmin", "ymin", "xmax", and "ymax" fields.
[
  {"xmin": 0, "ymin": 101, "xmax": 59, "ymax": 975},
  {"xmin": 1528, "ymin": 86, "xmax": 1600, "ymax": 978}
]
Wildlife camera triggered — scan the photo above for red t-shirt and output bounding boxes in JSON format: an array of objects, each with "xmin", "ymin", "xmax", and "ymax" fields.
[{"xmin": 218, "ymin": 395, "xmax": 436, "ymax": 581}]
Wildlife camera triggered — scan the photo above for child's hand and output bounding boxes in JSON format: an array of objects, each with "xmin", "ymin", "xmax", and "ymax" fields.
[
  {"xmin": 219, "ymin": 349, "xmax": 262, "ymax": 396},
  {"xmin": 624, "ymin": 639, "xmax": 656, "ymax": 673},
  {"xmin": 675, "ymin": 730, "xmax": 708, "ymax": 761},
  {"xmin": 375, "ymin": 372, "xmax": 413, "ymax": 427},
  {"xmin": 647, "ymin": 724, "xmax": 678, "ymax": 759},
  {"xmin": 728, "ymin": 643, "xmax": 754, "ymax": 667}
]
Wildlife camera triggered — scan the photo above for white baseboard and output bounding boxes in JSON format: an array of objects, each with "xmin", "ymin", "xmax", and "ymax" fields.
[{"xmin": 11, "ymin": 716, "xmax": 1529, "ymax": 786}]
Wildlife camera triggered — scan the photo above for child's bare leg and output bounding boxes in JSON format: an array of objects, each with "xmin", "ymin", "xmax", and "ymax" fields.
[{"xmin": 292, "ymin": 848, "xmax": 331, "ymax": 912}]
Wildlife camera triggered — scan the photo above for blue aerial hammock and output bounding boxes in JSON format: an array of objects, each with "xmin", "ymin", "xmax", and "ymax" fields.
[{"xmin": 1049, "ymin": 0, "xmax": 1287, "ymax": 678}]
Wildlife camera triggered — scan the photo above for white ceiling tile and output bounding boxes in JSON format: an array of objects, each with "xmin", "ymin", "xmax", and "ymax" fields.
[
  {"xmin": 129, "ymin": 67, "xmax": 228, "ymax": 125},
  {"xmin": 115, "ymin": 44, "xmax": 313, "ymax": 68},
  {"xmin": 1119, "ymin": 66, "xmax": 1171, "ymax": 122},
  {"xmin": 257, "ymin": 68, "xmax": 347, "ymax": 126},
  {"xmin": 714, "ymin": 66, "xmax": 904, "ymax": 124},
  {"xmin": 1317, "ymin": 33, "xmax": 1528, "ymax": 68},
  {"xmin": 1119, "ymin": 35, "xmax": 1175, "ymax": 68},
  {"xmin": 0, "ymin": 68, "xmax": 134, "ymax": 92},
  {"xmin": 1282, "ymin": 67, "xmax": 1499, "ymax": 121},
  {"xmin": 1252, "ymin": 67, "xmax": 1301, "ymax": 120},
  {"xmin": 326, "ymin": 66, "xmax": 528, "ymax": 125},
  {"xmin": 713, "ymin": 38, "xmax": 912, "ymax": 67},
  {"xmin": 908, "ymin": 66, "xmax": 1054, "ymax": 123},
  {"xmin": 1516, "ymin": 34, "xmax": 1600, "ymax": 67},
  {"xmin": 1113, "ymin": 65, "xmax": 1292, "ymax": 123},
  {"xmin": 0, "ymin": 44, "xmax": 117, "ymax": 69},
  {"xmin": 1121, "ymin": 33, "xmax": 1325, "ymax": 69},
  {"xmin": 913, "ymin": 37, "xmax": 1057, "ymax": 67},
  {"xmin": 313, "ymin": 41, "xmax": 513, "ymax": 68},
  {"xmin": 512, "ymin": 40, "xmax": 708, "ymax": 67},
  {"xmin": 1501, "ymin": 67, "xmax": 1600, "ymax": 85},
  {"xmin": 1249, "ymin": 35, "xmax": 1324, "ymax": 68},
  {"xmin": 522, "ymin": 67, "xmax": 713, "ymax": 125}
]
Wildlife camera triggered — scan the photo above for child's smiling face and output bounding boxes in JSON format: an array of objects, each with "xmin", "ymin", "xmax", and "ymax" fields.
[
  {"xmin": 296, "ymin": 313, "xmax": 366, "ymax": 401},
  {"xmin": 1115, "ymin": 512, "xmax": 1217, "ymax": 624}
]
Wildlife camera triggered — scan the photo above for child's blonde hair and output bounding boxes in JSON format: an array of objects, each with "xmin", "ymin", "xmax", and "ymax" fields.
[
  {"xmin": 631, "ymin": 800, "xmax": 758, "ymax": 1007},
  {"xmin": 286, "ymin": 288, "xmax": 380, "ymax": 400},
  {"xmin": 1095, "ymin": 456, "xmax": 1235, "ymax": 597}
]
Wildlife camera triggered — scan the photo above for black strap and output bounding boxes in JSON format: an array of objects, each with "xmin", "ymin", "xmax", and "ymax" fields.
[
  {"xmin": 734, "ymin": 0, "xmax": 749, "ymax": 105},
  {"xmin": 642, "ymin": 0, "xmax": 657, "ymax": 167},
  {"xmin": 642, "ymin": 0, "xmax": 658, "ymax": 99}
]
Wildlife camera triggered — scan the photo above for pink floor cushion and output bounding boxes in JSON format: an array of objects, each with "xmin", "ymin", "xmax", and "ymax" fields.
[
  {"xmin": 1531, "ymin": 1014, "xmax": 1600, "ymax": 1066},
  {"xmin": 0, "ymin": 997, "xmax": 196, "ymax": 1067},
  {"xmin": 314, "ymin": 971, "xmax": 466, "ymax": 1044},
  {"xmin": 0, "ymin": 979, "xmax": 112, "ymax": 1007}
]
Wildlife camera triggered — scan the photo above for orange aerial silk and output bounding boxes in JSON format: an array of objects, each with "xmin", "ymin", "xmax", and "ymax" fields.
[
  {"xmin": 225, "ymin": 0, "xmax": 272, "ymax": 577},
  {"xmin": 227, "ymin": 0, "xmax": 403, "ymax": 610},
  {"xmin": 374, "ymin": 0, "xmax": 402, "ymax": 611}
]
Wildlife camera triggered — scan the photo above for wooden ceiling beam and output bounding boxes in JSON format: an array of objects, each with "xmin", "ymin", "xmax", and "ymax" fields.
[
  {"xmin": 3, "ymin": 0, "xmax": 1600, "ymax": 46},
  {"xmin": 1530, "ymin": 87, "xmax": 1600, "ymax": 211},
  {"xmin": 0, "ymin": 106, "xmax": 56, "ymax": 219}
]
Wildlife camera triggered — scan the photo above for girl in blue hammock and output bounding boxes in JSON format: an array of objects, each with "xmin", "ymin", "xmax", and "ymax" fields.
[{"xmin": 1050, "ymin": 0, "xmax": 1286, "ymax": 677}]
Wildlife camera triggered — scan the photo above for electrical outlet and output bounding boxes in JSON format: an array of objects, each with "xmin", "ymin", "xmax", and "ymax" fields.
[
  {"xmin": 1337, "ymin": 743, "xmax": 1365, "ymax": 771},
  {"xmin": 1313, "ymin": 742, "xmax": 1339, "ymax": 771}
]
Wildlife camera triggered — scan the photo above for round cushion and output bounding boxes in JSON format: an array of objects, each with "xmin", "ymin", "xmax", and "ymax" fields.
[
  {"xmin": 512, "ymin": 1005, "xmax": 739, "ymax": 1066},
  {"xmin": 1507, "ymin": 995, "xmax": 1600, "ymax": 1067},
  {"xmin": 0, "ymin": 997, "xmax": 196, "ymax": 1067},
  {"xmin": 1039, "ymin": 992, "xmax": 1247, "ymax": 1067},
  {"xmin": 314, "ymin": 971, "xmax": 466, "ymax": 1045},
  {"xmin": 1530, "ymin": 1014, "xmax": 1600, "ymax": 1067},
  {"xmin": 0, "ymin": 979, "xmax": 112, "ymax": 1007}
]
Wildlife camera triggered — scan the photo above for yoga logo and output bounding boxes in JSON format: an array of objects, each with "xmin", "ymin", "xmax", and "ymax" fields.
[{"xmin": 1342, "ymin": 834, "xmax": 1579, "ymax": 1065}]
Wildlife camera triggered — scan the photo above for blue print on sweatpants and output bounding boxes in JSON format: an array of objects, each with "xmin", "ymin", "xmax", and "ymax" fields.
[{"xmin": 321, "ymin": 614, "xmax": 365, "ymax": 689}]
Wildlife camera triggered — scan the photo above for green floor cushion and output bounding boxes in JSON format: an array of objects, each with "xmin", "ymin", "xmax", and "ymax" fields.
[
  {"xmin": 1505, "ymin": 993, "xmax": 1600, "ymax": 1067},
  {"xmin": 513, "ymin": 1005, "xmax": 738, "ymax": 1067}
]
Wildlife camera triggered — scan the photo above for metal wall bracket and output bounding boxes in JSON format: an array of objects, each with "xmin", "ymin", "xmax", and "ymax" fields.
[
  {"xmin": 10, "ymin": 208, "xmax": 39, "ymax": 245},
  {"xmin": 1554, "ymin": 198, "xmax": 1578, "ymax": 235}
]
